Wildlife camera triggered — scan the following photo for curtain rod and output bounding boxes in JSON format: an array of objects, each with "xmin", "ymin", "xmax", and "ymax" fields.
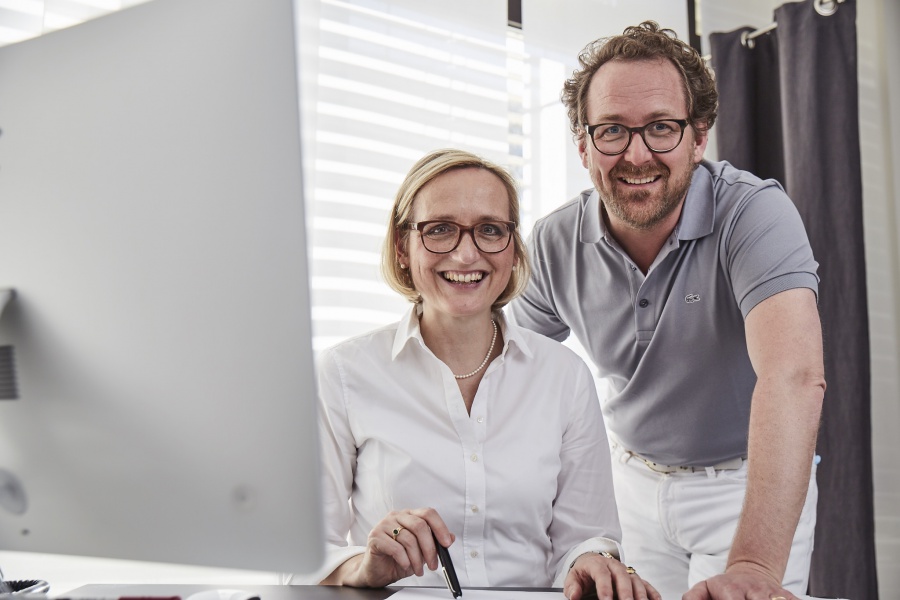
[
  {"xmin": 702, "ymin": 0, "xmax": 845, "ymax": 58},
  {"xmin": 742, "ymin": 0, "xmax": 845, "ymax": 48}
]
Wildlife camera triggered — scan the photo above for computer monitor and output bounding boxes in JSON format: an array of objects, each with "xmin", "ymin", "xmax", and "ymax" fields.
[{"xmin": 0, "ymin": 0, "xmax": 323, "ymax": 576}]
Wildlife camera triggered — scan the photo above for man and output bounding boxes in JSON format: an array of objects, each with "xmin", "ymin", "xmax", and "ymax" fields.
[{"xmin": 509, "ymin": 22, "xmax": 825, "ymax": 600}]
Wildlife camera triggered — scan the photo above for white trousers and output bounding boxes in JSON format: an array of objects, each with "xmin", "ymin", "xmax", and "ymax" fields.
[{"xmin": 610, "ymin": 442, "xmax": 818, "ymax": 600}]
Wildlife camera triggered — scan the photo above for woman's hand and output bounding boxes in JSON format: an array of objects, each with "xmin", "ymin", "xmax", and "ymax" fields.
[
  {"xmin": 563, "ymin": 553, "xmax": 660, "ymax": 600},
  {"xmin": 325, "ymin": 507, "xmax": 455, "ymax": 588}
]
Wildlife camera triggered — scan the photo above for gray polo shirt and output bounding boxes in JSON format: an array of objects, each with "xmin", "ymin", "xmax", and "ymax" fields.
[{"xmin": 509, "ymin": 160, "xmax": 819, "ymax": 466}]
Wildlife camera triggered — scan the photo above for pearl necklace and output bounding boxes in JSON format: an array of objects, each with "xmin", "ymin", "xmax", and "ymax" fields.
[{"xmin": 454, "ymin": 319, "xmax": 498, "ymax": 380}]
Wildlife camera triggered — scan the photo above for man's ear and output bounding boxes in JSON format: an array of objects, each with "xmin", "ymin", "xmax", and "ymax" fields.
[
  {"xmin": 691, "ymin": 121, "xmax": 710, "ymax": 164},
  {"xmin": 577, "ymin": 136, "xmax": 590, "ymax": 169}
]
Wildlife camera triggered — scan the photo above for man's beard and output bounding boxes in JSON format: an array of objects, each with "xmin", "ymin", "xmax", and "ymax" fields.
[{"xmin": 595, "ymin": 155, "xmax": 696, "ymax": 231}]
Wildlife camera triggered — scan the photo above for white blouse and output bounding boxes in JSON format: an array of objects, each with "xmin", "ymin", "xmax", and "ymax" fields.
[{"xmin": 312, "ymin": 307, "xmax": 621, "ymax": 587}]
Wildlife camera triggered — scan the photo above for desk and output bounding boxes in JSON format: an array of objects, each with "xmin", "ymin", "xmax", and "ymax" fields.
[
  {"xmin": 63, "ymin": 585, "xmax": 845, "ymax": 600},
  {"xmin": 62, "ymin": 585, "xmax": 843, "ymax": 600},
  {"xmin": 62, "ymin": 586, "xmax": 554, "ymax": 600},
  {"xmin": 63, "ymin": 586, "xmax": 395, "ymax": 600}
]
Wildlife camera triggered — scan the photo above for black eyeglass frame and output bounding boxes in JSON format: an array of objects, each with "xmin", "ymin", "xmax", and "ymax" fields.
[
  {"xmin": 584, "ymin": 119, "xmax": 690, "ymax": 156},
  {"xmin": 407, "ymin": 220, "xmax": 516, "ymax": 254}
]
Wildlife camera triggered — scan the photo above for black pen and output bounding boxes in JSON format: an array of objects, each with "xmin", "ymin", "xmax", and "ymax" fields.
[{"xmin": 433, "ymin": 532, "xmax": 462, "ymax": 598}]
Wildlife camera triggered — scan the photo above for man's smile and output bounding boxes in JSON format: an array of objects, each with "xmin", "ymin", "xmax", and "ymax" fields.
[{"xmin": 620, "ymin": 174, "xmax": 661, "ymax": 185}]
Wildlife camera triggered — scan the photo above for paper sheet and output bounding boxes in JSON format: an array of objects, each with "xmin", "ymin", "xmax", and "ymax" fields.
[{"xmin": 389, "ymin": 588, "xmax": 563, "ymax": 600}]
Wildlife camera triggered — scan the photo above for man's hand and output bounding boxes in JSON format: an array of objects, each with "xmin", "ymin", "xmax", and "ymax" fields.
[
  {"xmin": 682, "ymin": 564, "xmax": 798, "ymax": 600},
  {"xmin": 563, "ymin": 553, "xmax": 660, "ymax": 600}
]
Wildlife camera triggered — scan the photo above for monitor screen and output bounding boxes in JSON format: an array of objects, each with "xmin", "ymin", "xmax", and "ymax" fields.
[{"xmin": 0, "ymin": 0, "xmax": 323, "ymax": 576}]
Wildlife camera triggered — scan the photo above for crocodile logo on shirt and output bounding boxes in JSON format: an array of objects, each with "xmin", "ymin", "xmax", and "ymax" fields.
[{"xmin": 685, "ymin": 293, "xmax": 701, "ymax": 304}]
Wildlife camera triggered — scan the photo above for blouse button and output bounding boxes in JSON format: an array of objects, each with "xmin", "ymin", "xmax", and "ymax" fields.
[
  {"xmin": 471, "ymin": 454, "xmax": 478, "ymax": 462},
  {"xmin": 470, "ymin": 550, "xmax": 479, "ymax": 558},
  {"xmin": 471, "ymin": 505, "xmax": 479, "ymax": 513},
  {"xmin": 476, "ymin": 416, "xmax": 484, "ymax": 423},
  {"xmin": 639, "ymin": 299, "xmax": 649, "ymax": 308}
]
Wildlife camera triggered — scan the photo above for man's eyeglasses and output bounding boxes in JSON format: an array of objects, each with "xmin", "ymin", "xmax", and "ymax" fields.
[
  {"xmin": 407, "ymin": 220, "xmax": 515, "ymax": 254},
  {"xmin": 584, "ymin": 119, "xmax": 689, "ymax": 156}
]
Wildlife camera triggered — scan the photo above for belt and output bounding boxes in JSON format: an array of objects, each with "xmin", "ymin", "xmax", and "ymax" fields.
[{"xmin": 627, "ymin": 451, "xmax": 745, "ymax": 474}]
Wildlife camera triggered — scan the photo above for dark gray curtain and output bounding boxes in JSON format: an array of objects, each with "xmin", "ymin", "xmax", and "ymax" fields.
[{"xmin": 709, "ymin": 1, "xmax": 877, "ymax": 599}]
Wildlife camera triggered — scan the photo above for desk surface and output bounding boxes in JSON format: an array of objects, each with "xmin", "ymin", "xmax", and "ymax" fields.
[
  {"xmin": 63, "ymin": 584, "xmax": 842, "ymax": 600},
  {"xmin": 63, "ymin": 585, "xmax": 555, "ymax": 600},
  {"xmin": 64, "ymin": 586, "xmax": 395, "ymax": 600}
]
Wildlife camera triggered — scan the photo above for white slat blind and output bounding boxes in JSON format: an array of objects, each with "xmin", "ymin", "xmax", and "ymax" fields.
[{"xmin": 308, "ymin": 0, "xmax": 512, "ymax": 350}]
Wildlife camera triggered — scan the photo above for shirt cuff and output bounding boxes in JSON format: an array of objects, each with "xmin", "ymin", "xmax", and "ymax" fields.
[
  {"xmin": 552, "ymin": 537, "xmax": 623, "ymax": 588},
  {"xmin": 289, "ymin": 545, "xmax": 366, "ymax": 585}
]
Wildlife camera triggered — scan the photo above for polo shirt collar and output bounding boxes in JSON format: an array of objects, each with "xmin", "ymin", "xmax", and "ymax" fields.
[
  {"xmin": 580, "ymin": 189, "xmax": 605, "ymax": 244},
  {"xmin": 580, "ymin": 163, "xmax": 716, "ymax": 245},
  {"xmin": 677, "ymin": 162, "xmax": 716, "ymax": 241}
]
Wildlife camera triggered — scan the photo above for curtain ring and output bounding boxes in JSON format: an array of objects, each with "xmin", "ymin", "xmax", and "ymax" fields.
[
  {"xmin": 814, "ymin": 0, "xmax": 843, "ymax": 17},
  {"xmin": 740, "ymin": 30, "xmax": 754, "ymax": 49}
]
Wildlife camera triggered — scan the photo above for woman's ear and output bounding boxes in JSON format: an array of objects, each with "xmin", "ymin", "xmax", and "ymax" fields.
[{"xmin": 396, "ymin": 230, "xmax": 409, "ymax": 269}]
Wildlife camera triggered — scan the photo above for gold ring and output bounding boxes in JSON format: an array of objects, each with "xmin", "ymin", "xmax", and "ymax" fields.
[
  {"xmin": 391, "ymin": 526, "xmax": 404, "ymax": 541},
  {"xmin": 626, "ymin": 566, "xmax": 636, "ymax": 575}
]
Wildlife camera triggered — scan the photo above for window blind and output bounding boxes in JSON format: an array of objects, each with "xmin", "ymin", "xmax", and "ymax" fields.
[{"xmin": 308, "ymin": 0, "xmax": 512, "ymax": 350}]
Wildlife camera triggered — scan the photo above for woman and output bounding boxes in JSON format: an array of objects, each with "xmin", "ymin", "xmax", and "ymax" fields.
[{"xmin": 315, "ymin": 149, "xmax": 658, "ymax": 600}]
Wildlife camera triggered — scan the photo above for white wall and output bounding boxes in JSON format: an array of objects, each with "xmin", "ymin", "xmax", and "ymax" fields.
[{"xmin": 699, "ymin": 1, "xmax": 900, "ymax": 598}]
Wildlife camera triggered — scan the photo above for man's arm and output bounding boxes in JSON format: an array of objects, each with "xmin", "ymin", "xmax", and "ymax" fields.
[
  {"xmin": 507, "ymin": 227, "xmax": 571, "ymax": 342},
  {"xmin": 685, "ymin": 287, "xmax": 825, "ymax": 599}
]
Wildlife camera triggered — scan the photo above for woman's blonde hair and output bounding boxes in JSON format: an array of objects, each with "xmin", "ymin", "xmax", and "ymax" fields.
[{"xmin": 381, "ymin": 148, "xmax": 530, "ymax": 312}]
